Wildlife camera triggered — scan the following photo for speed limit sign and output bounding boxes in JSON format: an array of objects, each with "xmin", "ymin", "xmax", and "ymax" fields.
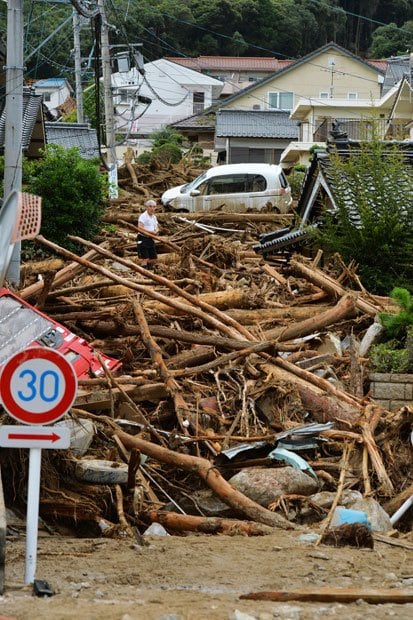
[{"xmin": 0, "ymin": 347, "xmax": 77, "ymax": 425}]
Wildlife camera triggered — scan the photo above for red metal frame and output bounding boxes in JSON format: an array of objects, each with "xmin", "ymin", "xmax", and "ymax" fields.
[{"xmin": 0, "ymin": 288, "xmax": 121, "ymax": 380}]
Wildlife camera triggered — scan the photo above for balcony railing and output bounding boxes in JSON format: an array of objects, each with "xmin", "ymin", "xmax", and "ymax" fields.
[{"xmin": 314, "ymin": 118, "xmax": 408, "ymax": 142}]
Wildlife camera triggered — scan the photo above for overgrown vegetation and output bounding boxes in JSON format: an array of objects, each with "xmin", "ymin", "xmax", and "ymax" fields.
[
  {"xmin": 288, "ymin": 167, "xmax": 305, "ymax": 200},
  {"xmin": 313, "ymin": 138, "xmax": 413, "ymax": 295},
  {"xmin": 137, "ymin": 127, "xmax": 185, "ymax": 165},
  {"xmin": 369, "ymin": 288, "xmax": 413, "ymax": 373},
  {"xmin": 23, "ymin": 145, "xmax": 107, "ymax": 253}
]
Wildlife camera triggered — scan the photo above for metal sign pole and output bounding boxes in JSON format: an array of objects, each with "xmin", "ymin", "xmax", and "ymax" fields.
[{"xmin": 25, "ymin": 448, "xmax": 42, "ymax": 584}]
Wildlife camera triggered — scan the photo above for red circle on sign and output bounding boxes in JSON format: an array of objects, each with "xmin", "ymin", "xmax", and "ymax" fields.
[{"xmin": 0, "ymin": 348, "xmax": 77, "ymax": 425}]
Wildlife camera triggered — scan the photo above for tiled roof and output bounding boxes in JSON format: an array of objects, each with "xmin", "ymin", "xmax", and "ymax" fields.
[
  {"xmin": 171, "ymin": 111, "xmax": 217, "ymax": 130},
  {"xmin": 0, "ymin": 88, "xmax": 43, "ymax": 151},
  {"xmin": 45, "ymin": 122, "xmax": 99, "ymax": 159},
  {"xmin": 297, "ymin": 140, "xmax": 413, "ymax": 220},
  {"xmin": 166, "ymin": 56, "xmax": 292, "ymax": 72},
  {"xmin": 367, "ymin": 59, "xmax": 388, "ymax": 73},
  {"xmin": 382, "ymin": 55, "xmax": 412, "ymax": 94},
  {"xmin": 216, "ymin": 109, "xmax": 299, "ymax": 139}
]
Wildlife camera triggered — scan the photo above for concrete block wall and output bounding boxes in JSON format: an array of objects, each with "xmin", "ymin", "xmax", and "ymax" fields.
[{"xmin": 369, "ymin": 372, "xmax": 413, "ymax": 410}]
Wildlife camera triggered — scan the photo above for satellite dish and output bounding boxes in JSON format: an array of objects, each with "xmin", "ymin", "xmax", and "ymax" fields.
[{"xmin": 0, "ymin": 191, "xmax": 42, "ymax": 288}]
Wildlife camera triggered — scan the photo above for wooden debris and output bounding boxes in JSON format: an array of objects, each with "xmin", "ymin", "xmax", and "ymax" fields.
[
  {"xmin": 2, "ymin": 162, "xmax": 409, "ymax": 540},
  {"xmin": 240, "ymin": 587, "xmax": 413, "ymax": 604}
]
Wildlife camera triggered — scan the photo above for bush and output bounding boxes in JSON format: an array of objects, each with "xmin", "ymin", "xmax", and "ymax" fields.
[
  {"xmin": 379, "ymin": 288, "xmax": 413, "ymax": 340},
  {"xmin": 28, "ymin": 145, "xmax": 107, "ymax": 252},
  {"xmin": 151, "ymin": 127, "xmax": 184, "ymax": 148},
  {"xmin": 136, "ymin": 151, "xmax": 152, "ymax": 165},
  {"xmin": 151, "ymin": 143, "xmax": 182, "ymax": 165},
  {"xmin": 369, "ymin": 341, "xmax": 411, "ymax": 373},
  {"xmin": 288, "ymin": 169, "xmax": 305, "ymax": 199}
]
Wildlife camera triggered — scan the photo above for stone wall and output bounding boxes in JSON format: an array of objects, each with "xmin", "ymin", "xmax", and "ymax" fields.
[{"xmin": 369, "ymin": 372, "xmax": 413, "ymax": 410}]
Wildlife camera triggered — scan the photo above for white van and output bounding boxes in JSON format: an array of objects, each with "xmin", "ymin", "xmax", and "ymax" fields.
[{"xmin": 161, "ymin": 163, "xmax": 292, "ymax": 213}]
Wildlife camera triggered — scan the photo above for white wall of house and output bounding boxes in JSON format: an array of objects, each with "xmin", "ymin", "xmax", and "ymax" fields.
[
  {"xmin": 112, "ymin": 59, "xmax": 223, "ymax": 137},
  {"xmin": 33, "ymin": 79, "xmax": 72, "ymax": 115}
]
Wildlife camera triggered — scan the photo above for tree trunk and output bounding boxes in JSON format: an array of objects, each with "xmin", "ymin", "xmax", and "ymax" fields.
[
  {"xmin": 115, "ymin": 430, "xmax": 295, "ymax": 530},
  {"xmin": 143, "ymin": 510, "xmax": 275, "ymax": 536}
]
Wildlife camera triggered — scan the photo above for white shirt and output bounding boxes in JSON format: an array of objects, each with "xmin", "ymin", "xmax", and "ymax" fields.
[{"xmin": 138, "ymin": 210, "xmax": 158, "ymax": 233}]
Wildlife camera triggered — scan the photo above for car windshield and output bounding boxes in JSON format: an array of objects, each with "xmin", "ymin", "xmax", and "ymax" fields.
[{"xmin": 180, "ymin": 172, "xmax": 208, "ymax": 193}]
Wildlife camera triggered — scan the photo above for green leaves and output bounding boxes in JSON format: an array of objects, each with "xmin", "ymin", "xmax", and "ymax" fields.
[
  {"xmin": 28, "ymin": 145, "xmax": 106, "ymax": 252},
  {"xmin": 314, "ymin": 137, "xmax": 413, "ymax": 295}
]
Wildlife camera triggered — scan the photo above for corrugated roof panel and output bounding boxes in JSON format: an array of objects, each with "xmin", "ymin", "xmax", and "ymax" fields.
[{"xmin": 216, "ymin": 110, "xmax": 299, "ymax": 139}]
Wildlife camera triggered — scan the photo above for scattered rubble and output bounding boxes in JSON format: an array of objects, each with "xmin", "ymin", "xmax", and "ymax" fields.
[{"xmin": 1, "ymin": 158, "xmax": 412, "ymax": 550}]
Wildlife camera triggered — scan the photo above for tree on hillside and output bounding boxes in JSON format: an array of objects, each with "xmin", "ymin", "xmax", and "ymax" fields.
[{"xmin": 369, "ymin": 21, "xmax": 413, "ymax": 57}]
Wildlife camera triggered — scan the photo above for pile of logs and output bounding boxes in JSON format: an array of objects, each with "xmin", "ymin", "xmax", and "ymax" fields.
[{"xmin": 2, "ymin": 182, "xmax": 412, "ymax": 541}]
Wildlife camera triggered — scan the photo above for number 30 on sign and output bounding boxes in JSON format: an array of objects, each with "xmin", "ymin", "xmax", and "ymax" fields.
[{"xmin": 0, "ymin": 348, "xmax": 77, "ymax": 425}]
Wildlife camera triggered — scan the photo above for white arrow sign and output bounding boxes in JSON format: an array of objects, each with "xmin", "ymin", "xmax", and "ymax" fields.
[{"xmin": 0, "ymin": 425, "xmax": 70, "ymax": 449}]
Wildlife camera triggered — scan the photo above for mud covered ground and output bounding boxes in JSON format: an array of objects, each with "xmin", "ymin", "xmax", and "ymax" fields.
[{"xmin": 1, "ymin": 529, "xmax": 413, "ymax": 620}]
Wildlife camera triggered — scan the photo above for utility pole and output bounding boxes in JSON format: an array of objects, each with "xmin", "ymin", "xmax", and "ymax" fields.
[
  {"xmin": 97, "ymin": 0, "xmax": 118, "ymax": 197},
  {"xmin": 72, "ymin": 8, "xmax": 84, "ymax": 123},
  {"xmin": 4, "ymin": 0, "xmax": 24, "ymax": 286}
]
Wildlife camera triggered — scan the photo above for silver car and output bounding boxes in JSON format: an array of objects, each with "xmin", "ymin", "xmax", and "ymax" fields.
[{"xmin": 161, "ymin": 163, "xmax": 292, "ymax": 213}]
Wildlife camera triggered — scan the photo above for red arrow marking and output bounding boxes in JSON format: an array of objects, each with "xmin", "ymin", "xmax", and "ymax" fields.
[{"xmin": 8, "ymin": 432, "xmax": 61, "ymax": 442}]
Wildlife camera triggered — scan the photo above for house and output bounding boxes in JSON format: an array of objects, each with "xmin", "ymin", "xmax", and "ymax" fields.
[
  {"xmin": 111, "ymin": 58, "xmax": 224, "ymax": 138},
  {"xmin": 165, "ymin": 56, "xmax": 292, "ymax": 98},
  {"xmin": 168, "ymin": 43, "xmax": 389, "ymax": 165},
  {"xmin": 215, "ymin": 109, "xmax": 299, "ymax": 164},
  {"xmin": 215, "ymin": 43, "xmax": 390, "ymax": 165},
  {"xmin": 382, "ymin": 54, "xmax": 412, "ymax": 95},
  {"xmin": 45, "ymin": 122, "xmax": 99, "ymax": 159},
  {"xmin": 254, "ymin": 135, "xmax": 413, "ymax": 256},
  {"xmin": 219, "ymin": 42, "xmax": 386, "ymax": 135},
  {"xmin": 33, "ymin": 78, "xmax": 74, "ymax": 119},
  {"xmin": 0, "ymin": 87, "xmax": 46, "ymax": 158},
  {"xmin": 171, "ymin": 111, "xmax": 217, "ymax": 150}
]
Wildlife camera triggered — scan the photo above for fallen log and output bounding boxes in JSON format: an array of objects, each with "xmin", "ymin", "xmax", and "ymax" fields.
[
  {"xmin": 289, "ymin": 257, "xmax": 387, "ymax": 316},
  {"xmin": 35, "ymin": 235, "xmax": 247, "ymax": 341},
  {"xmin": 84, "ymin": 322, "xmax": 300, "ymax": 352},
  {"xmin": 143, "ymin": 510, "xmax": 275, "ymax": 536},
  {"xmin": 144, "ymin": 290, "xmax": 264, "ymax": 314},
  {"xmin": 226, "ymin": 305, "xmax": 332, "ymax": 325},
  {"xmin": 132, "ymin": 299, "xmax": 195, "ymax": 436},
  {"xmin": 18, "ymin": 244, "xmax": 108, "ymax": 301},
  {"xmin": 261, "ymin": 362, "xmax": 362, "ymax": 428},
  {"xmin": 263, "ymin": 294, "xmax": 356, "ymax": 340},
  {"xmin": 67, "ymin": 235, "xmax": 253, "ymax": 341},
  {"xmin": 115, "ymin": 431, "xmax": 295, "ymax": 529},
  {"xmin": 106, "ymin": 212, "xmax": 294, "ymax": 224},
  {"xmin": 240, "ymin": 587, "xmax": 413, "ymax": 604}
]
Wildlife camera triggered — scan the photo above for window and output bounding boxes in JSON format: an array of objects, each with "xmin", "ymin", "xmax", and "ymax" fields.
[
  {"xmin": 248, "ymin": 174, "xmax": 267, "ymax": 192},
  {"xmin": 207, "ymin": 174, "xmax": 248, "ymax": 195},
  {"xmin": 319, "ymin": 92, "xmax": 329, "ymax": 99},
  {"xmin": 348, "ymin": 92, "xmax": 358, "ymax": 100},
  {"xmin": 43, "ymin": 92, "xmax": 51, "ymax": 102},
  {"xmin": 279, "ymin": 171, "xmax": 288, "ymax": 189},
  {"xmin": 119, "ymin": 90, "xmax": 129, "ymax": 103},
  {"xmin": 193, "ymin": 92, "xmax": 205, "ymax": 114},
  {"xmin": 268, "ymin": 91, "xmax": 293, "ymax": 110},
  {"xmin": 253, "ymin": 104, "xmax": 261, "ymax": 110}
]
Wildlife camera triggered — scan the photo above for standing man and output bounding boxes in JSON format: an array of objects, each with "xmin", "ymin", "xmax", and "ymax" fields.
[{"xmin": 137, "ymin": 199, "xmax": 159, "ymax": 269}]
